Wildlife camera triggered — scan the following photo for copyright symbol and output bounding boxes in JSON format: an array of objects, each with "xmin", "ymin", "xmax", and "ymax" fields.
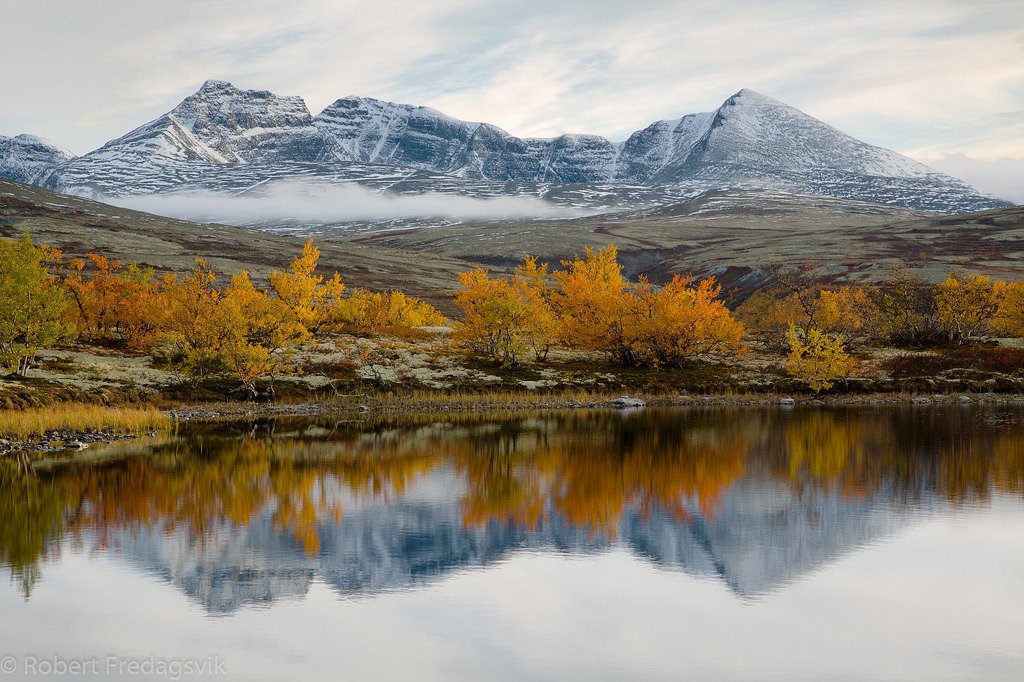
[{"xmin": 0, "ymin": 656, "xmax": 16, "ymax": 674}]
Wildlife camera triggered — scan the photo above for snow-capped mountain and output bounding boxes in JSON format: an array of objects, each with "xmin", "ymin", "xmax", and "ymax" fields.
[
  {"xmin": 93, "ymin": 79, "xmax": 331, "ymax": 165},
  {"xmin": 0, "ymin": 134, "xmax": 75, "ymax": 185},
  {"xmin": 2, "ymin": 80, "xmax": 1011, "ymax": 214}
]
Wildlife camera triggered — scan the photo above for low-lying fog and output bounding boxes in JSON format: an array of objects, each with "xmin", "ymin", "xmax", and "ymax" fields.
[{"xmin": 110, "ymin": 180, "xmax": 586, "ymax": 225}]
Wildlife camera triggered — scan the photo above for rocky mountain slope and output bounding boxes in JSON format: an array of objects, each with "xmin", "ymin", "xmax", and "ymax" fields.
[
  {"xmin": 2, "ymin": 80, "xmax": 1011, "ymax": 215},
  {"xmin": 0, "ymin": 134, "xmax": 75, "ymax": 185}
]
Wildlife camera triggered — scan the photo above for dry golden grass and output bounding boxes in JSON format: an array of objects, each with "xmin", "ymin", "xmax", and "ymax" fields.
[
  {"xmin": 367, "ymin": 388, "xmax": 623, "ymax": 415},
  {"xmin": 0, "ymin": 403, "xmax": 171, "ymax": 441}
]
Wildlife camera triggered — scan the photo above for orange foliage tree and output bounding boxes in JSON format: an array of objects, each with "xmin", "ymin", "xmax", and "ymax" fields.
[
  {"xmin": 57, "ymin": 253, "xmax": 165, "ymax": 349},
  {"xmin": 456, "ymin": 245, "xmax": 748, "ymax": 366},
  {"xmin": 738, "ymin": 284, "xmax": 878, "ymax": 351},
  {"xmin": 550, "ymin": 245, "xmax": 632, "ymax": 361},
  {"xmin": 625, "ymin": 274, "xmax": 746, "ymax": 366}
]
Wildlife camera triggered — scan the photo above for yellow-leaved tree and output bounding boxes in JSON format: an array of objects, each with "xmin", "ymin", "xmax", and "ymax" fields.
[
  {"xmin": 738, "ymin": 284, "xmax": 878, "ymax": 351},
  {"xmin": 993, "ymin": 281, "xmax": 1024, "ymax": 339},
  {"xmin": 455, "ymin": 246, "xmax": 746, "ymax": 367},
  {"xmin": 785, "ymin": 323, "xmax": 857, "ymax": 392},
  {"xmin": 453, "ymin": 267, "xmax": 535, "ymax": 366},
  {"xmin": 551, "ymin": 245, "xmax": 632, "ymax": 363},
  {"xmin": 0, "ymin": 234, "xmax": 74, "ymax": 375},
  {"xmin": 161, "ymin": 262, "xmax": 310, "ymax": 396},
  {"xmin": 159, "ymin": 259, "xmax": 222, "ymax": 381},
  {"xmin": 452, "ymin": 255, "xmax": 556, "ymax": 366},
  {"xmin": 934, "ymin": 272, "xmax": 1001, "ymax": 344},
  {"xmin": 334, "ymin": 289, "xmax": 445, "ymax": 334},
  {"xmin": 268, "ymin": 239, "xmax": 345, "ymax": 333},
  {"xmin": 814, "ymin": 286, "xmax": 879, "ymax": 347},
  {"xmin": 211, "ymin": 271, "xmax": 311, "ymax": 397},
  {"xmin": 514, "ymin": 255, "xmax": 557, "ymax": 362}
]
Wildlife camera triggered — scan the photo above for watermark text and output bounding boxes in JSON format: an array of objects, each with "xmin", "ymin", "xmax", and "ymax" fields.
[{"xmin": 1, "ymin": 654, "xmax": 226, "ymax": 678}]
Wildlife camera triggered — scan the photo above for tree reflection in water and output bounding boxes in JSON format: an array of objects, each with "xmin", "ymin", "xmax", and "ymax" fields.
[{"xmin": 3, "ymin": 406, "xmax": 1022, "ymax": 599}]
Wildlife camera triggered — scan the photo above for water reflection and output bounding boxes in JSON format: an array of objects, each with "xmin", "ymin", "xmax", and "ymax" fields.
[{"xmin": 2, "ymin": 406, "xmax": 1022, "ymax": 609}]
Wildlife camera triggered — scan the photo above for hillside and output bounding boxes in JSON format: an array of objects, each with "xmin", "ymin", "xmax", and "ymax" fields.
[
  {"xmin": 3, "ymin": 179, "xmax": 1022, "ymax": 309},
  {"xmin": 0, "ymin": 179, "xmax": 472, "ymax": 305}
]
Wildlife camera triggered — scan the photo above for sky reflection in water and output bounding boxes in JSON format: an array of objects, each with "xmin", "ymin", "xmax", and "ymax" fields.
[{"xmin": 1, "ymin": 406, "xmax": 1022, "ymax": 680}]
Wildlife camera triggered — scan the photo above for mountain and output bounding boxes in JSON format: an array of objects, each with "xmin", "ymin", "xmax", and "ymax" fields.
[
  {"xmin": 1, "ymin": 80, "xmax": 1011, "ymax": 214},
  {"xmin": 88, "ymin": 79, "xmax": 331, "ymax": 165},
  {"xmin": 0, "ymin": 134, "xmax": 75, "ymax": 185}
]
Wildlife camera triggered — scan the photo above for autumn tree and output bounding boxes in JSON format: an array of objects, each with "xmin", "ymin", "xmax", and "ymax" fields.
[
  {"xmin": 455, "ymin": 247, "xmax": 745, "ymax": 367},
  {"xmin": 334, "ymin": 289, "xmax": 445, "ymax": 334},
  {"xmin": 626, "ymin": 275, "xmax": 746, "ymax": 366},
  {"xmin": 58, "ymin": 253, "xmax": 164, "ymax": 348},
  {"xmin": 514, "ymin": 255, "xmax": 557, "ymax": 361},
  {"xmin": 993, "ymin": 281, "xmax": 1024, "ymax": 339},
  {"xmin": 875, "ymin": 263, "xmax": 946, "ymax": 347},
  {"xmin": 814, "ymin": 286, "xmax": 880, "ymax": 347},
  {"xmin": 738, "ymin": 283, "xmax": 878, "ymax": 351},
  {"xmin": 212, "ymin": 271, "xmax": 311, "ymax": 397},
  {"xmin": 785, "ymin": 323, "xmax": 857, "ymax": 392},
  {"xmin": 934, "ymin": 272, "xmax": 1001, "ymax": 344},
  {"xmin": 0, "ymin": 234, "xmax": 74, "ymax": 375},
  {"xmin": 453, "ymin": 255, "xmax": 562, "ymax": 366},
  {"xmin": 162, "ymin": 264, "xmax": 310, "ymax": 396},
  {"xmin": 159, "ymin": 259, "xmax": 223, "ymax": 380},
  {"xmin": 551, "ymin": 245, "xmax": 632, "ymax": 362},
  {"xmin": 268, "ymin": 238, "xmax": 345, "ymax": 333},
  {"xmin": 453, "ymin": 267, "xmax": 536, "ymax": 366},
  {"xmin": 736, "ymin": 288, "xmax": 807, "ymax": 351}
]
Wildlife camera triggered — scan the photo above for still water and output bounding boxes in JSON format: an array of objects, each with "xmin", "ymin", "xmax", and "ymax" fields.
[{"xmin": 2, "ymin": 406, "xmax": 1023, "ymax": 680}]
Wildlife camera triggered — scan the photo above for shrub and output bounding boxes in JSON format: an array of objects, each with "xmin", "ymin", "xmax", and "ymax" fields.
[{"xmin": 785, "ymin": 324, "xmax": 857, "ymax": 392}]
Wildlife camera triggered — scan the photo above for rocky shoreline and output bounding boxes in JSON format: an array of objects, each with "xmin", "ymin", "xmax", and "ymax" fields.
[{"xmin": 0, "ymin": 429, "xmax": 156, "ymax": 455}]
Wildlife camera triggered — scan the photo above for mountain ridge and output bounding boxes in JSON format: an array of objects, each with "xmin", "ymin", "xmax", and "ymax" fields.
[{"xmin": 1, "ymin": 80, "xmax": 1012, "ymax": 214}]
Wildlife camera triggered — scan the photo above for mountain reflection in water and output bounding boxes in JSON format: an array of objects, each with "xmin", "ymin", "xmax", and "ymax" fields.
[{"xmin": 2, "ymin": 406, "xmax": 1022, "ymax": 610}]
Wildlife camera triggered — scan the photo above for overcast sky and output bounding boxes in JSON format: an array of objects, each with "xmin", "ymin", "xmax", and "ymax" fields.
[{"xmin": 2, "ymin": 0, "xmax": 1022, "ymax": 200}]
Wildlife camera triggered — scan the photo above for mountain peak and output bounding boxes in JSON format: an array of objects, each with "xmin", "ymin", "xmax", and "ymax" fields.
[
  {"xmin": 722, "ymin": 89, "xmax": 792, "ymax": 110},
  {"xmin": 198, "ymin": 79, "xmax": 237, "ymax": 93},
  {"xmin": 733, "ymin": 88, "xmax": 768, "ymax": 97},
  {"xmin": 11, "ymin": 133, "xmax": 74, "ymax": 154},
  {"xmin": 0, "ymin": 133, "xmax": 76, "ymax": 184}
]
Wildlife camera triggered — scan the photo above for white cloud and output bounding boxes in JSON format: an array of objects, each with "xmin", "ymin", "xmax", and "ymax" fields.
[{"xmin": 920, "ymin": 154, "xmax": 1024, "ymax": 203}]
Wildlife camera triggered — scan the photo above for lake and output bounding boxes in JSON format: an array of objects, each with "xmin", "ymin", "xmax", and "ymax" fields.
[{"xmin": 2, "ymin": 406, "xmax": 1022, "ymax": 680}]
